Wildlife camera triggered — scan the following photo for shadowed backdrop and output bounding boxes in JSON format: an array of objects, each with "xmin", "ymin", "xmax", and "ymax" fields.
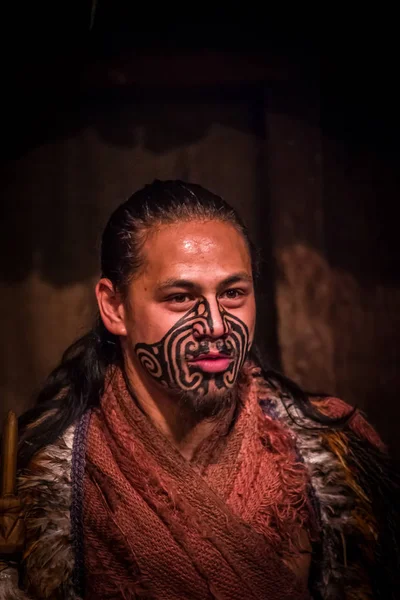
[{"xmin": 1, "ymin": 18, "xmax": 399, "ymax": 456}]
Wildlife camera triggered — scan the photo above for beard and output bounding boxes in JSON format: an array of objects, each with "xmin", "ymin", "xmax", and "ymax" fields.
[{"xmin": 173, "ymin": 375, "xmax": 240, "ymax": 421}]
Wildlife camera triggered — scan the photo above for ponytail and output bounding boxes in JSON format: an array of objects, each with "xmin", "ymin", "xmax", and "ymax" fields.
[{"xmin": 18, "ymin": 317, "xmax": 119, "ymax": 469}]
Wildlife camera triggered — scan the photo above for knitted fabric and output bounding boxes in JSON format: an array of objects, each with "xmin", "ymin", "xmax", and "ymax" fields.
[{"xmin": 82, "ymin": 365, "xmax": 316, "ymax": 599}]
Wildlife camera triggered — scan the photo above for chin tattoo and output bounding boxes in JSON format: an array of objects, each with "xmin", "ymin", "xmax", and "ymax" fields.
[{"xmin": 134, "ymin": 298, "xmax": 250, "ymax": 396}]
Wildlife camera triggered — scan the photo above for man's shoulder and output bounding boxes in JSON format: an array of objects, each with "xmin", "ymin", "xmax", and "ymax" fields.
[
  {"xmin": 256, "ymin": 372, "xmax": 385, "ymax": 451},
  {"xmin": 310, "ymin": 395, "xmax": 386, "ymax": 451},
  {"xmin": 17, "ymin": 424, "xmax": 76, "ymax": 599},
  {"xmin": 19, "ymin": 423, "xmax": 75, "ymax": 486}
]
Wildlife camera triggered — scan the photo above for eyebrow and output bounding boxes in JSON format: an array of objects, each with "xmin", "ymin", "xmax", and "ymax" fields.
[{"xmin": 156, "ymin": 272, "xmax": 253, "ymax": 293}]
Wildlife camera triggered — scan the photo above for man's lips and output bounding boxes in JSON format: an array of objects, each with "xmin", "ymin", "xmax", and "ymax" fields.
[
  {"xmin": 188, "ymin": 353, "xmax": 233, "ymax": 373},
  {"xmin": 191, "ymin": 352, "xmax": 231, "ymax": 360}
]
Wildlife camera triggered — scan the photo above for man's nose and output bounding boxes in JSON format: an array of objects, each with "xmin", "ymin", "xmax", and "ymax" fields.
[{"xmin": 194, "ymin": 299, "xmax": 230, "ymax": 339}]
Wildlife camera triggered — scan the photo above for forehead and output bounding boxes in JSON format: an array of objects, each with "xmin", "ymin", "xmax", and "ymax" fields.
[{"xmin": 140, "ymin": 220, "xmax": 252, "ymax": 283}]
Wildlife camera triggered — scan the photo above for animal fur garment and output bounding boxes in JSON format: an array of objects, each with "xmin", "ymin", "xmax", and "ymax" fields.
[
  {"xmin": 2, "ymin": 362, "xmax": 398, "ymax": 599},
  {"xmin": 0, "ymin": 566, "xmax": 30, "ymax": 600},
  {"xmin": 256, "ymin": 368, "xmax": 400, "ymax": 600},
  {"xmin": 16, "ymin": 426, "xmax": 80, "ymax": 600}
]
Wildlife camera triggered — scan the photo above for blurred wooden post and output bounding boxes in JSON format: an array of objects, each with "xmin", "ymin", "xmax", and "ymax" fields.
[
  {"xmin": 0, "ymin": 411, "xmax": 25, "ymax": 560},
  {"xmin": 264, "ymin": 81, "xmax": 336, "ymax": 393}
]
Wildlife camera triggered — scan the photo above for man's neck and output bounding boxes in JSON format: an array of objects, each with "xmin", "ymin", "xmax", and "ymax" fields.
[{"xmin": 123, "ymin": 359, "xmax": 225, "ymax": 461}]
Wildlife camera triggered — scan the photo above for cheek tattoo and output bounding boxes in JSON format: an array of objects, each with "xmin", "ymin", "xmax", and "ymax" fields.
[{"xmin": 134, "ymin": 298, "xmax": 250, "ymax": 395}]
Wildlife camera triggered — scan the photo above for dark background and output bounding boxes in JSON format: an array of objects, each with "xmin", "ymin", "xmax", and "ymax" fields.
[{"xmin": 1, "ymin": 8, "xmax": 399, "ymax": 455}]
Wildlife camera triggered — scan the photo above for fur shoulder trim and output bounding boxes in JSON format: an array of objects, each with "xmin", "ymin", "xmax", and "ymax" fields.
[
  {"xmin": 0, "ymin": 567, "xmax": 31, "ymax": 599},
  {"xmin": 17, "ymin": 425, "xmax": 80, "ymax": 599},
  {"xmin": 257, "ymin": 377, "xmax": 379, "ymax": 599},
  {"xmin": 311, "ymin": 395, "xmax": 386, "ymax": 450}
]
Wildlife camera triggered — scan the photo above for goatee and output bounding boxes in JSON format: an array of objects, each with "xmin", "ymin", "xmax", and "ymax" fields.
[{"xmin": 175, "ymin": 380, "xmax": 239, "ymax": 421}]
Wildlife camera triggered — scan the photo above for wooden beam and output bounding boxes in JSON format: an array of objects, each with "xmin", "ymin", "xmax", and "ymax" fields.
[{"xmin": 83, "ymin": 50, "xmax": 312, "ymax": 90}]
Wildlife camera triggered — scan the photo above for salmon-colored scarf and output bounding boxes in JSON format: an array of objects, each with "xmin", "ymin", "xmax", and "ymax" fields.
[{"xmin": 83, "ymin": 365, "xmax": 314, "ymax": 599}]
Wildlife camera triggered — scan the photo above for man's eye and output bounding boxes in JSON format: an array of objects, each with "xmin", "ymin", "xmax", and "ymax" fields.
[
  {"xmin": 169, "ymin": 294, "xmax": 193, "ymax": 303},
  {"xmin": 221, "ymin": 289, "xmax": 243, "ymax": 300}
]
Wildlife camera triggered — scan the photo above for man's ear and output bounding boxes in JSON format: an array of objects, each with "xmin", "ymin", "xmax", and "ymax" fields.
[{"xmin": 95, "ymin": 278, "xmax": 127, "ymax": 336}]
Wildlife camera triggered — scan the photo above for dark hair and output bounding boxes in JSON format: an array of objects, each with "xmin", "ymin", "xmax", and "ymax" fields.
[{"xmin": 18, "ymin": 180, "xmax": 352, "ymax": 468}]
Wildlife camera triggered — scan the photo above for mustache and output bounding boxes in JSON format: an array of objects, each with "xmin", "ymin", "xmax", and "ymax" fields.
[{"xmin": 186, "ymin": 339, "xmax": 234, "ymax": 360}]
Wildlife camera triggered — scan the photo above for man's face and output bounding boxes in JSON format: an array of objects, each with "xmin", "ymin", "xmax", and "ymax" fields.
[{"xmin": 123, "ymin": 220, "xmax": 256, "ymax": 412}]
